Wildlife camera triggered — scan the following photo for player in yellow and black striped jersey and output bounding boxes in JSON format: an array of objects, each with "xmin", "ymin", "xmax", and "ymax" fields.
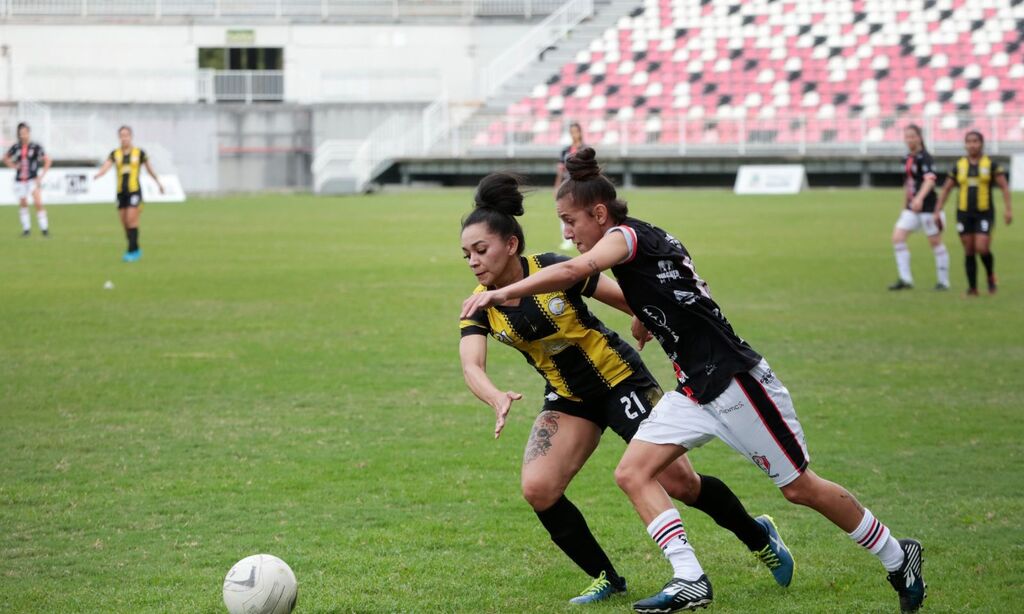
[
  {"xmin": 936, "ymin": 131, "xmax": 1014, "ymax": 295},
  {"xmin": 93, "ymin": 126, "xmax": 164, "ymax": 262},
  {"xmin": 458, "ymin": 173, "xmax": 784, "ymax": 606}
]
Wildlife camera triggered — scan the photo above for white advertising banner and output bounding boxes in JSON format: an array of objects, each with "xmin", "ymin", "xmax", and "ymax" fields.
[
  {"xmin": 0, "ymin": 168, "xmax": 186, "ymax": 205},
  {"xmin": 1011, "ymin": 154, "xmax": 1024, "ymax": 193},
  {"xmin": 734, "ymin": 165, "xmax": 808, "ymax": 195}
]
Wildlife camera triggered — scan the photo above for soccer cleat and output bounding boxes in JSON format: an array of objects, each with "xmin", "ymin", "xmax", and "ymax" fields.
[
  {"xmin": 933, "ymin": 283, "xmax": 949, "ymax": 291},
  {"xmin": 20, "ymin": 229, "xmax": 30, "ymax": 237},
  {"xmin": 632, "ymin": 575, "xmax": 712, "ymax": 613},
  {"xmin": 753, "ymin": 515, "xmax": 794, "ymax": 587},
  {"xmin": 987, "ymin": 275, "xmax": 998, "ymax": 294},
  {"xmin": 965, "ymin": 288, "xmax": 979, "ymax": 297},
  {"xmin": 41, "ymin": 229, "xmax": 49, "ymax": 237},
  {"xmin": 569, "ymin": 570, "xmax": 627, "ymax": 605},
  {"xmin": 888, "ymin": 279, "xmax": 913, "ymax": 291},
  {"xmin": 122, "ymin": 250, "xmax": 141, "ymax": 262},
  {"xmin": 887, "ymin": 539, "xmax": 926, "ymax": 612}
]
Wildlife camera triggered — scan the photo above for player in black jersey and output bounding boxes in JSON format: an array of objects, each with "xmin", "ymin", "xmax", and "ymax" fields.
[
  {"xmin": 555, "ymin": 123, "xmax": 586, "ymax": 251},
  {"xmin": 3, "ymin": 123, "xmax": 52, "ymax": 236},
  {"xmin": 935, "ymin": 131, "xmax": 1013, "ymax": 295},
  {"xmin": 459, "ymin": 173, "xmax": 793, "ymax": 605},
  {"xmin": 889, "ymin": 124, "xmax": 950, "ymax": 291},
  {"xmin": 461, "ymin": 150, "xmax": 926, "ymax": 613}
]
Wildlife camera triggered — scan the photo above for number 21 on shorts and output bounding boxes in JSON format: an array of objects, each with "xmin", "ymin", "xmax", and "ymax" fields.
[{"xmin": 621, "ymin": 391, "xmax": 648, "ymax": 419}]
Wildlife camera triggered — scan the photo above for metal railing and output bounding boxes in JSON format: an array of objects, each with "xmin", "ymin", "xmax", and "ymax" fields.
[
  {"xmin": 0, "ymin": 0, "xmax": 569, "ymax": 20},
  {"xmin": 313, "ymin": 93, "xmax": 450, "ymax": 193},
  {"xmin": 478, "ymin": 0, "xmax": 593, "ymax": 100},
  {"xmin": 197, "ymin": 69, "xmax": 284, "ymax": 103},
  {"xmin": 437, "ymin": 113, "xmax": 1024, "ymax": 159}
]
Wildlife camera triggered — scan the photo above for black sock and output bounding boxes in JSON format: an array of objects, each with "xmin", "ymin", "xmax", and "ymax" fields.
[
  {"xmin": 535, "ymin": 495, "xmax": 622, "ymax": 583},
  {"xmin": 127, "ymin": 227, "xmax": 139, "ymax": 252},
  {"xmin": 980, "ymin": 252, "xmax": 994, "ymax": 279},
  {"xmin": 689, "ymin": 474, "xmax": 769, "ymax": 551},
  {"xmin": 965, "ymin": 253, "xmax": 978, "ymax": 289}
]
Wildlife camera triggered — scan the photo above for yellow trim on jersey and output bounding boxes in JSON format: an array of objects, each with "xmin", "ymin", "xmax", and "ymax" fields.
[
  {"xmin": 955, "ymin": 155, "xmax": 994, "ymax": 213},
  {"xmin": 113, "ymin": 147, "xmax": 143, "ymax": 194}
]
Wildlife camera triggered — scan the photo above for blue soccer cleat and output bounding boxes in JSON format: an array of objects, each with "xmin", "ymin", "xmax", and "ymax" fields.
[
  {"xmin": 753, "ymin": 514, "xmax": 794, "ymax": 587},
  {"xmin": 122, "ymin": 249, "xmax": 142, "ymax": 262},
  {"xmin": 569, "ymin": 571, "xmax": 626, "ymax": 605},
  {"xmin": 887, "ymin": 538, "xmax": 926, "ymax": 612},
  {"xmin": 632, "ymin": 575, "xmax": 712, "ymax": 613}
]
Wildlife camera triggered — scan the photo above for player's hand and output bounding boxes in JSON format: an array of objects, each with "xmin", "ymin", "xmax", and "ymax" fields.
[
  {"xmin": 933, "ymin": 211, "xmax": 944, "ymax": 232},
  {"xmin": 461, "ymin": 289, "xmax": 507, "ymax": 319},
  {"xmin": 631, "ymin": 316, "xmax": 653, "ymax": 350},
  {"xmin": 491, "ymin": 391, "xmax": 522, "ymax": 438},
  {"xmin": 1005, "ymin": 210, "xmax": 1013, "ymax": 226},
  {"xmin": 158, "ymin": 185, "xmax": 166, "ymax": 194}
]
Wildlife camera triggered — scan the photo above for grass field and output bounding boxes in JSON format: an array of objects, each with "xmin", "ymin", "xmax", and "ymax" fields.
[{"xmin": 2, "ymin": 188, "xmax": 1022, "ymax": 613}]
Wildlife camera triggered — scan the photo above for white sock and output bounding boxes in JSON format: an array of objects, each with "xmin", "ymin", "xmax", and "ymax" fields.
[
  {"xmin": 19, "ymin": 207, "xmax": 31, "ymax": 231},
  {"xmin": 894, "ymin": 242, "xmax": 912, "ymax": 283},
  {"xmin": 37, "ymin": 210, "xmax": 48, "ymax": 232},
  {"xmin": 647, "ymin": 508, "xmax": 704, "ymax": 580},
  {"xmin": 848, "ymin": 509, "xmax": 905, "ymax": 572},
  {"xmin": 933, "ymin": 244, "xmax": 949, "ymax": 286}
]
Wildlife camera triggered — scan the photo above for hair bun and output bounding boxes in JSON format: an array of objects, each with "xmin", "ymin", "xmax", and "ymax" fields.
[
  {"xmin": 474, "ymin": 172, "xmax": 525, "ymax": 217},
  {"xmin": 565, "ymin": 147, "xmax": 601, "ymax": 182}
]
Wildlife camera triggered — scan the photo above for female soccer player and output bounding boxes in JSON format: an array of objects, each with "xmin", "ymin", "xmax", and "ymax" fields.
[
  {"xmin": 93, "ymin": 126, "xmax": 164, "ymax": 262},
  {"xmin": 555, "ymin": 122, "xmax": 586, "ymax": 251},
  {"xmin": 935, "ymin": 131, "xmax": 1013, "ymax": 295},
  {"xmin": 461, "ymin": 150, "xmax": 926, "ymax": 613},
  {"xmin": 459, "ymin": 173, "xmax": 793, "ymax": 605},
  {"xmin": 3, "ymin": 122, "xmax": 51, "ymax": 236},
  {"xmin": 889, "ymin": 124, "xmax": 950, "ymax": 291}
]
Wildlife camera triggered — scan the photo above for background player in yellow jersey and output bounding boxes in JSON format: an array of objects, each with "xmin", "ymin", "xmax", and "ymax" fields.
[
  {"xmin": 935, "ymin": 131, "xmax": 1013, "ymax": 295},
  {"xmin": 93, "ymin": 126, "xmax": 164, "ymax": 262},
  {"xmin": 459, "ymin": 173, "xmax": 793, "ymax": 606}
]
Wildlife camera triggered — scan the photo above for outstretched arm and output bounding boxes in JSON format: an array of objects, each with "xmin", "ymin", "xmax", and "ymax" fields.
[
  {"xmin": 459, "ymin": 334, "xmax": 521, "ymax": 438},
  {"xmin": 94, "ymin": 158, "xmax": 113, "ymax": 179},
  {"xmin": 591, "ymin": 274, "xmax": 653, "ymax": 348},
  {"xmin": 460, "ymin": 231, "xmax": 630, "ymax": 318}
]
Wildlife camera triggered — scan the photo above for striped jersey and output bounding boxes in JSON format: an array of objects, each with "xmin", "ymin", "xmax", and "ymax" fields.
[{"xmin": 949, "ymin": 156, "xmax": 1003, "ymax": 215}]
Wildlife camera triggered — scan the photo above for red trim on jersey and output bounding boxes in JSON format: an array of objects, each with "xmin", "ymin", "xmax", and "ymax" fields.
[
  {"xmin": 735, "ymin": 375, "xmax": 804, "ymax": 472},
  {"xmin": 611, "ymin": 225, "xmax": 638, "ymax": 263}
]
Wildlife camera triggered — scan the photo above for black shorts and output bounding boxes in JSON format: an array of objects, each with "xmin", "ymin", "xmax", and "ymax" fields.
[
  {"xmin": 117, "ymin": 191, "xmax": 143, "ymax": 209},
  {"xmin": 542, "ymin": 372, "xmax": 663, "ymax": 443},
  {"xmin": 956, "ymin": 212, "xmax": 994, "ymax": 236}
]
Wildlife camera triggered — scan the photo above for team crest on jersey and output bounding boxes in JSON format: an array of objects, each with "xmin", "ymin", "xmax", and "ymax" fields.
[
  {"xmin": 673, "ymin": 290, "xmax": 697, "ymax": 305},
  {"xmin": 495, "ymin": 330, "xmax": 515, "ymax": 346},
  {"xmin": 547, "ymin": 296, "xmax": 566, "ymax": 315},
  {"xmin": 664, "ymin": 233, "xmax": 683, "ymax": 250},
  {"xmin": 656, "ymin": 260, "xmax": 682, "ymax": 284},
  {"xmin": 752, "ymin": 454, "xmax": 779, "ymax": 478}
]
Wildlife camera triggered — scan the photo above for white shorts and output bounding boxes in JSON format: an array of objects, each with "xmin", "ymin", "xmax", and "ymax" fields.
[
  {"xmin": 895, "ymin": 209, "xmax": 944, "ymax": 237},
  {"xmin": 12, "ymin": 180, "xmax": 36, "ymax": 200},
  {"xmin": 634, "ymin": 359, "xmax": 810, "ymax": 487}
]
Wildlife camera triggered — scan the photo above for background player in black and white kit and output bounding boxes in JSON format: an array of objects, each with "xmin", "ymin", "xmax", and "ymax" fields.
[
  {"xmin": 889, "ymin": 124, "xmax": 950, "ymax": 291},
  {"xmin": 3, "ymin": 122, "xmax": 52, "ymax": 237},
  {"xmin": 462, "ymin": 148, "xmax": 927, "ymax": 614}
]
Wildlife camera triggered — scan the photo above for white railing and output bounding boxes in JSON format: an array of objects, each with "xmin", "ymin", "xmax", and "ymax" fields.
[
  {"xmin": 313, "ymin": 93, "xmax": 450, "ymax": 193},
  {"xmin": 0, "ymin": 0, "xmax": 569, "ymax": 19},
  {"xmin": 197, "ymin": 69, "xmax": 284, "ymax": 103},
  {"xmin": 438, "ymin": 113, "xmax": 1024, "ymax": 158},
  {"xmin": 478, "ymin": 0, "xmax": 593, "ymax": 100}
]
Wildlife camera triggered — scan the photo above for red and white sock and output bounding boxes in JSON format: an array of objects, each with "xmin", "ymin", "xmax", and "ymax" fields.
[
  {"xmin": 849, "ymin": 509, "xmax": 904, "ymax": 572},
  {"xmin": 647, "ymin": 508, "xmax": 704, "ymax": 580}
]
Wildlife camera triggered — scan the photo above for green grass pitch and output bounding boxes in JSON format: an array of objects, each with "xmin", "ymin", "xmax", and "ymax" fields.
[{"xmin": 1, "ymin": 188, "xmax": 1022, "ymax": 613}]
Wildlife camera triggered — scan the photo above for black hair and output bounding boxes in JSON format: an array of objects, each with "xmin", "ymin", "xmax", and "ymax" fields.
[
  {"xmin": 965, "ymin": 130, "xmax": 984, "ymax": 144},
  {"xmin": 118, "ymin": 125, "xmax": 132, "ymax": 135},
  {"xmin": 16, "ymin": 122, "xmax": 28, "ymax": 136},
  {"xmin": 905, "ymin": 123, "xmax": 927, "ymax": 151},
  {"xmin": 461, "ymin": 172, "xmax": 526, "ymax": 255},
  {"xmin": 556, "ymin": 147, "xmax": 629, "ymax": 224}
]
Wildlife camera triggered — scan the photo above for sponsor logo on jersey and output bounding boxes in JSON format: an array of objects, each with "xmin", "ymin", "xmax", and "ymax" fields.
[
  {"xmin": 547, "ymin": 296, "xmax": 566, "ymax": 315},
  {"xmin": 752, "ymin": 454, "xmax": 779, "ymax": 478},
  {"xmin": 541, "ymin": 339, "xmax": 570, "ymax": 355},
  {"xmin": 719, "ymin": 401, "xmax": 744, "ymax": 414},
  {"xmin": 495, "ymin": 330, "xmax": 515, "ymax": 346},
  {"xmin": 642, "ymin": 305, "xmax": 667, "ymax": 327},
  {"xmin": 656, "ymin": 260, "xmax": 682, "ymax": 284},
  {"xmin": 664, "ymin": 232, "xmax": 683, "ymax": 250},
  {"xmin": 546, "ymin": 392, "xmax": 560, "ymax": 401},
  {"xmin": 759, "ymin": 368, "xmax": 775, "ymax": 385},
  {"xmin": 673, "ymin": 290, "xmax": 698, "ymax": 305}
]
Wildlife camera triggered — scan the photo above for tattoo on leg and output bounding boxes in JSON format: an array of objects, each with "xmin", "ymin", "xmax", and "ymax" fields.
[{"xmin": 524, "ymin": 412, "xmax": 560, "ymax": 465}]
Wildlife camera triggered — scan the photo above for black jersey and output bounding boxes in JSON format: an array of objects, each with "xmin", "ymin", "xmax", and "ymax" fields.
[
  {"xmin": 609, "ymin": 218, "xmax": 762, "ymax": 404},
  {"xmin": 461, "ymin": 253, "xmax": 649, "ymax": 402},
  {"xmin": 903, "ymin": 150, "xmax": 938, "ymax": 212},
  {"xmin": 6, "ymin": 141, "xmax": 46, "ymax": 181}
]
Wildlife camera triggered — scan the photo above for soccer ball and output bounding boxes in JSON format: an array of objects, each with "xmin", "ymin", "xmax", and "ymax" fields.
[{"xmin": 223, "ymin": 554, "xmax": 298, "ymax": 614}]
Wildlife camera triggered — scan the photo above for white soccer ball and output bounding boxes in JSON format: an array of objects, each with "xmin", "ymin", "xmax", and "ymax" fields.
[{"xmin": 223, "ymin": 554, "xmax": 297, "ymax": 614}]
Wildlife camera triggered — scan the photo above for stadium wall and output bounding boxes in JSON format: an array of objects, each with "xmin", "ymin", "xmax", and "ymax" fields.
[{"xmin": 0, "ymin": 22, "xmax": 531, "ymax": 104}]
